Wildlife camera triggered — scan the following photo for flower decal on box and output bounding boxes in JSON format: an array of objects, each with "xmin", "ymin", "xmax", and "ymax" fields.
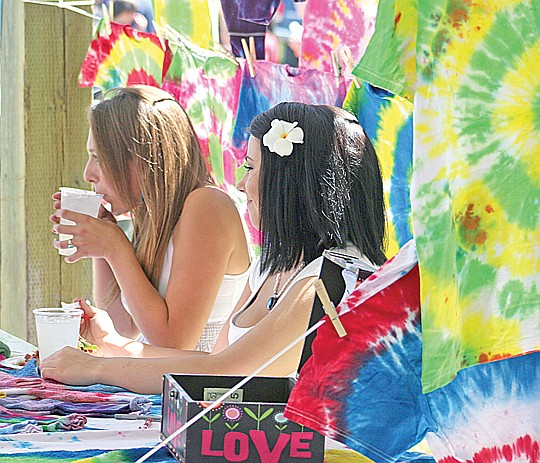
[
  {"xmin": 262, "ymin": 119, "xmax": 304, "ymax": 157},
  {"xmin": 223, "ymin": 405, "xmax": 243, "ymax": 430},
  {"xmin": 274, "ymin": 411, "xmax": 289, "ymax": 432},
  {"xmin": 224, "ymin": 405, "xmax": 242, "ymax": 421}
]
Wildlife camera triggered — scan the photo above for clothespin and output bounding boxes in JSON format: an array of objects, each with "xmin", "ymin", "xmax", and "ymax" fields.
[
  {"xmin": 314, "ymin": 279, "xmax": 347, "ymax": 338},
  {"xmin": 339, "ymin": 47, "xmax": 361, "ymax": 88},
  {"xmin": 109, "ymin": 0, "xmax": 114, "ymax": 21},
  {"xmin": 241, "ymin": 37, "xmax": 256, "ymax": 78},
  {"xmin": 101, "ymin": 2, "xmax": 112, "ymax": 35},
  {"xmin": 330, "ymin": 50, "xmax": 342, "ymax": 88},
  {"xmin": 249, "ymin": 36, "xmax": 256, "ymax": 60},
  {"xmin": 152, "ymin": 20, "xmax": 167, "ymax": 51}
]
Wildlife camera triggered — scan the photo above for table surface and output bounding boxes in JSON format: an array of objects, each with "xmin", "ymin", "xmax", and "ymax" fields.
[
  {"xmin": 0, "ymin": 329, "xmax": 431, "ymax": 462},
  {"xmin": 0, "ymin": 328, "xmax": 169, "ymax": 461}
]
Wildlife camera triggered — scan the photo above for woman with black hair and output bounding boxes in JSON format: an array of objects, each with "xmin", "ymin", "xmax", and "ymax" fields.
[{"xmin": 42, "ymin": 102, "xmax": 387, "ymax": 394}]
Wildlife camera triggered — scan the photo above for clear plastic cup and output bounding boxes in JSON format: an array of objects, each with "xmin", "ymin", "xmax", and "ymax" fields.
[
  {"xmin": 58, "ymin": 187, "xmax": 103, "ymax": 256},
  {"xmin": 33, "ymin": 307, "xmax": 83, "ymax": 360}
]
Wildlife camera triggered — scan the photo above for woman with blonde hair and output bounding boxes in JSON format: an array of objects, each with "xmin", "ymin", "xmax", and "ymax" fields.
[{"xmin": 51, "ymin": 85, "xmax": 251, "ymax": 352}]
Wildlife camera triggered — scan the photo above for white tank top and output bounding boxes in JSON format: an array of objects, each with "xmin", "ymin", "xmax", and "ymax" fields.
[
  {"xmin": 122, "ymin": 237, "xmax": 250, "ymax": 352},
  {"xmin": 227, "ymin": 256, "xmax": 324, "ymax": 346},
  {"xmin": 227, "ymin": 246, "xmax": 376, "ymax": 346}
]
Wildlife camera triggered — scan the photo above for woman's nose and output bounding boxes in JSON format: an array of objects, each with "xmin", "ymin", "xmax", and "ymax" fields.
[
  {"xmin": 236, "ymin": 174, "xmax": 246, "ymax": 192},
  {"xmin": 83, "ymin": 158, "xmax": 98, "ymax": 184}
]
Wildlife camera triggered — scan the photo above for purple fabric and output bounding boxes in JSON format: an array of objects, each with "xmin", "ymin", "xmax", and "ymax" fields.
[
  {"xmin": 220, "ymin": 0, "xmax": 266, "ymax": 59},
  {"xmin": 237, "ymin": 0, "xmax": 281, "ymax": 25},
  {"xmin": 0, "ymin": 396, "xmax": 151, "ymax": 417}
]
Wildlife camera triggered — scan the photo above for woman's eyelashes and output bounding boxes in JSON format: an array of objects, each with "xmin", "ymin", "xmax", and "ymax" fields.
[{"xmin": 243, "ymin": 163, "xmax": 253, "ymax": 171}]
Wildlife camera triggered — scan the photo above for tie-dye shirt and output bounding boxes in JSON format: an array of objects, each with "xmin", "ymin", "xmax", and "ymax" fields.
[
  {"xmin": 285, "ymin": 241, "xmax": 540, "ymax": 463},
  {"xmin": 343, "ymin": 82, "xmax": 413, "ymax": 258},
  {"xmin": 236, "ymin": 0, "xmax": 281, "ymax": 25},
  {"xmin": 353, "ymin": 0, "xmax": 540, "ymax": 392},
  {"xmin": 300, "ymin": 0, "xmax": 378, "ymax": 73},
  {"xmin": 231, "ymin": 61, "xmax": 350, "ymax": 161},
  {"xmin": 161, "ymin": 42, "xmax": 244, "ymax": 190},
  {"xmin": 152, "ymin": 0, "xmax": 214, "ymax": 49},
  {"xmin": 79, "ymin": 20, "xmax": 169, "ymax": 91}
]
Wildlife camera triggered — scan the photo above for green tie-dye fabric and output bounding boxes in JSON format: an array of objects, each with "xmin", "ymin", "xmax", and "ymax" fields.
[
  {"xmin": 152, "ymin": 0, "xmax": 213, "ymax": 49},
  {"xmin": 354, "ymin": 0, "xmax": 540, "ymax": 392}
]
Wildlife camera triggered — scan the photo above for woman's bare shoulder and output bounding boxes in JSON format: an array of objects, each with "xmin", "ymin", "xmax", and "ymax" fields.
[
  {"xmin": 173, "ymin": 187, "xmax": 247, "ymax": 252},
  {"xmin": 184, "ymin": 186, "xmax": 240, "ymax": 216}
]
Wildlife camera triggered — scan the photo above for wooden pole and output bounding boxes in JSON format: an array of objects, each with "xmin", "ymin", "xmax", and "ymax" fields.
[
  {"xmin": 0, "ymin": 0, "xmax": 27, "ymax": 339},
  {"xmin": 0, "ymin": 2, "xmax": 93, "ymax": 343}
]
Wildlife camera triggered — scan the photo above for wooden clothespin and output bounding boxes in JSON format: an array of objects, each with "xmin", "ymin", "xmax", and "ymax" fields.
[
  {"xmin": 339, "ymin": 47, "xmax": 361, "ymax": 88},
  {"xmin": 249, "ymin": 36, "xmax": 256, "ymax": 59},
  {"xmin": 314, "ymin": 279, "xmax": 347, "ymax": 338},
  {"xmin": 330, "ymin": 50, "xmax": 342, "ymax": 88},
  {"xmin": 101, "ymin": 2, "xmax": 112, "ymax": 36},
  {"xmin": 241, "ymin": 37, "xmax": 256, "ymax": 78},
  {"xmin": 152, "ymin": 20, "xmax": 167, "ymax": 51}
]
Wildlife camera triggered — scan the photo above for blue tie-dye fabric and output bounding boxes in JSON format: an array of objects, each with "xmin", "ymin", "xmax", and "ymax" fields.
[{"xmin": 286, "ymin": 241, "xmax": 540, "ymax": 462}]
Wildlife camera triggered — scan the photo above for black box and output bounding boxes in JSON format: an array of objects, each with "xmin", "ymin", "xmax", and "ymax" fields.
[{"xmin": 161, "ymin": 374, "xmax": 325, "ymax": 463}]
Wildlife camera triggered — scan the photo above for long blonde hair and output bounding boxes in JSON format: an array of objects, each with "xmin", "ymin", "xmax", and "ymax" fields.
[{"xmin": 90, "ymin": 85, "xmax": 211, "ymax": 305}]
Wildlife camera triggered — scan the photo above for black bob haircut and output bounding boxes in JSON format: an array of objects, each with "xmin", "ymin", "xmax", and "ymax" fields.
[{"xmin": 249, "ymin": 102, "xmax": 387, "ymax": 275}]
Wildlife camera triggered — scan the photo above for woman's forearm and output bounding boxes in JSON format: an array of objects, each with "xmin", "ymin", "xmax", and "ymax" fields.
[
  {"xmin": 105, "ymin": 250, "xmax": 184, "ymax": 345},
  {"xmin": 94, "ymin": 350, "xmax": 223, "ymax": 394}
]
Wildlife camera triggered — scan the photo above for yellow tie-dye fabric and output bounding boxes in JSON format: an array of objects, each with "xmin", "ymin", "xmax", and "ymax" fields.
[
  {"xmin": 152, "ymin": 0, "xmax": 213, "ymax": 49},
  {"xmin": 354, "ymin": 0, "xmax": 540, "ymax": 392}
]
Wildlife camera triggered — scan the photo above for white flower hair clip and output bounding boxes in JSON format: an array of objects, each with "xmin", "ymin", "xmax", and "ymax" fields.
[{"xmin": 262, "ymin": 119, "xmax": 304, "ymax": 157}]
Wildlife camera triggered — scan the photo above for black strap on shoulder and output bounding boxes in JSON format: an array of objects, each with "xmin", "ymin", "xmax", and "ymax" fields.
[
  {"xmin": 298, "ymin": 257, "xmax": 346, "ymax": 372},
  {"xmin": 298, "ymin": 256, "xmax": 373, "ymax": 373}
]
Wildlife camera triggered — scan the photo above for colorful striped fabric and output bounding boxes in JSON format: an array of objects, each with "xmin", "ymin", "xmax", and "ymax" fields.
[
  {"xmin": 285, "ymin": 240, "xmax": 540, "ymax": 463},
  {"xmin": 353, "ymin": 0, "xmax": 540, "ymax": 392},
  {"xmin": 300, "ymin": 0, "xmax": 378, "ymax": 73},
  {"xmin": 342, "ymin": 82, "xmax": 413, "ymax": 258},
  {"xmin": 152, "ymin": 0, "xmax": 214, "ymax": 49},
  {"xmin": 79, "ymin": 20, "xmax": 169, "ymax": 91}
]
